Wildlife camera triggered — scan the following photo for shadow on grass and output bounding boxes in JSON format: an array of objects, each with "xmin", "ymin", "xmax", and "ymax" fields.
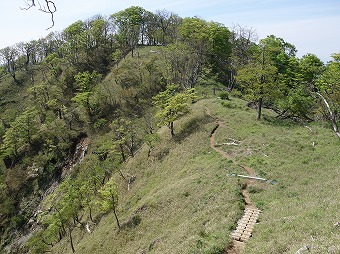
[
  {"xmin": 262, "ymin": 114, "xmax": 302, "ymax": 128},
  {"xmin": 174, "ymin": 114, "xmax": 214, "ymax": 142},
  {"xmin": 121, "ymin": 215, "xmax": 141, "ymax": 230}
]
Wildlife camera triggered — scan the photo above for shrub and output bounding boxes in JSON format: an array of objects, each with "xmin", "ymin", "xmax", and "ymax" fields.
[{"xmin": 219, "ymin": 91, "xmax": 229, "ymax": 100}]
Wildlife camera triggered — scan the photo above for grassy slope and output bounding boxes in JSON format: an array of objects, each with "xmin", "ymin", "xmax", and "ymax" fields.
[
  {"xmin": 212, "ymin": 99, "xmax": 340, "ymax": 253},
  {"xmin": 50, "ymin": 98, "xmax": 244, "ymax": 254},
  {"xmin": 50, "ymin": 96, "xmax": 339, "ymax": 254}
]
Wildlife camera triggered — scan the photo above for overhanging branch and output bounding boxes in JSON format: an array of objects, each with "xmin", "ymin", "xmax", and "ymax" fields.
[
  {"xmin": 21, "ymin": 0, "xmax": 57, "ymax": 29},
  {"xmin": 316, "ymin": 92, "xmax": 340, "ymax": 138}
]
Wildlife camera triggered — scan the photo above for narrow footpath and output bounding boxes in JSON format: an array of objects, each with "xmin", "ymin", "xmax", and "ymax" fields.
[{"xmin": 208, "ymin": 112, "xmax": 261, "ymax": 254}]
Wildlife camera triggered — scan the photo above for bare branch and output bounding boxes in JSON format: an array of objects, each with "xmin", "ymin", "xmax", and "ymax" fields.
[{"xmin": 21, "ymin": 0, "xmax": 57, "ymax": 29}]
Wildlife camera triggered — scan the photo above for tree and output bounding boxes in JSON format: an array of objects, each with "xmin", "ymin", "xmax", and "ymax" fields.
[
  {"xmin": 111, "ymin": 6, "xmax": 148, "ymax": 57},
  {"xmin": 153, "ymin": 84, "xmax": 197, "ymax": 137},
  {"xmin": 154, "ymin": 10, "xmax": 182, "ymax": 45},
  {"xmin": 110, "ymin": 117, "xmax": 140, "ymax": 161},
  {"xmin": 163, "ymin": 43, "xmax": 201, "ymax": 88},
  {"xmin": 178, "ymin": 18, "xmax": 232, "ymax": 86},
  {"xmin": 98, "ymin": 178, "xmax": 121, "ymax": 229},
  {"xmin": 274, "ymin": 53, "xmax": 324, "ymax": 120},
  {"xmin": 229, "ymin": 25, "xmax": 259, "ymax": 90},
  {"xmin": 316, "ymin": 53, "xmax": 340, "ymax": 138},
  {"xmin": 236, "ymin": 45, "xmax": 278, "ymax": 120},
  {"xmin": 300, "ymin": 53, "xmax": 324, "ymax": 87},
  {"xmin": 0, "ymin": 46, "xmax": 20, "ymax": 83},
  {"xmin": 1, "ymin": 109, "xmax": 39, "ymax": 161},
  {"xmin": 71, "ymin": 70, "xmax": 101, "ymax": 118}
]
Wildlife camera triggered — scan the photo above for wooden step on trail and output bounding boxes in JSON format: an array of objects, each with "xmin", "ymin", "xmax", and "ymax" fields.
[{"xmin": 231, "ymin": 207, "xmax": 261, "ymax": 242}]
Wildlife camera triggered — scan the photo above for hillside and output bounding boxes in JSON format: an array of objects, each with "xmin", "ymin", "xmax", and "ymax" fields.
[
  {"xmin": 44, "ymin": 97, "xmax": 339, "ymax": 254},
  {"xmin": 0, "ymin": 6, "xmax": 339, "ymax": 254}
]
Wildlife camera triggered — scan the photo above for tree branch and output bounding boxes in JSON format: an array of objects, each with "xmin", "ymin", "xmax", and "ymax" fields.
[
  {"xmin": 316, "ymin": 92, "xmax": 340, "ymax": 138},
  {"xmin": 21, "ymin": 0, "xmax": 57, "ymax": 29}
]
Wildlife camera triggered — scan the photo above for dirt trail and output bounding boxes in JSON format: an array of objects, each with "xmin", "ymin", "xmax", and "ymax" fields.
[{"xmin": 207, "ymin": 111, "xmax": 260, "ymax": 254}]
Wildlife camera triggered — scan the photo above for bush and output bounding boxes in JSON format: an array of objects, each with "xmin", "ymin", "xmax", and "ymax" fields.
[{"xmin": 219, "ymin": 91, "xmax": 229, "ymax": 100}]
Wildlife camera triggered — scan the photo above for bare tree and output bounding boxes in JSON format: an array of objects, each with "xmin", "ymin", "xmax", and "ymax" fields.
[{"xmin": 22, "ymin": 0, "xmax": 57, "ymax": 29}]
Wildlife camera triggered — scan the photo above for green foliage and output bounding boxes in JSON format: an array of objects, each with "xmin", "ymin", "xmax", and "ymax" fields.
[
  {"xmin": 218, "ymin": 91, "xmax": 229, "ymax": 100},
  {"xmin": 299, "ymin": 53, "xmax": 324, "ymax": 86},
  {"xmin": 144, "ymin": 133, "xmax": 160, "ymax": 156},
  {"xmin": 315, "ymin": 54, "xmax": 340, "ymax": 135},
  {"xmin": 1, "ymin": 108, "xmax": 39, "ymax": 158},
  {"xmin": 110, "ymin": 117, "xmax": 141, "ymax": 160},
  {"xmin": 178, "ymin": 17, "xmax": 232, "ymax": 84},
  {"xmin": 111, "ymin": 6, "xmax": 148, "ymax": 54},
  {"xmin": 153, "ymin": 84, "xmax": 198, "ymax": 136},
  {"xmin": 1, "ymin": 5, "xmax": 340, "ymax": 254},
  {"xmin": 98, "ymin": 178, "xmax": 119, "ymax": 212},
  {"xmin": 236, "ymin": 47, "xmax": 278, "ymax": 119},
  {"xmin": 98, "ymin": 177, "xmax": 121, "ymax": 229},
  {"xmin": 74, "ymin": 70, "xmax": 101, "ymax": 92},
  {"xmin": 26, "ymin": 231, "xmax": 50, "ymax": 254}
]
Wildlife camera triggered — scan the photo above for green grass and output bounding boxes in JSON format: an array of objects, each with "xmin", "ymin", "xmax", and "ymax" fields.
[
  {"xmin": 49, "ymin": 99, "xmax": 243, "ymax": 254},
  {"xmin": 48, "ymin": 96, "xmax": 339, "ymax": 254},
  {"xmin": 211, "ymin": 97, "xmax": 340, "ymax": 254}
]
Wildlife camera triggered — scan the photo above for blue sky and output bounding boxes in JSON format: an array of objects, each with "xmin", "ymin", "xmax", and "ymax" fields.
[{"xmin": 1, "ymin": 0, "xmax": 340, "ymax": 62}]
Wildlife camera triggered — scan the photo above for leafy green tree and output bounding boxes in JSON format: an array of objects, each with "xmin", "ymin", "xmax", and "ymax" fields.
[
  {"xmin": 62, "ymin": 20, "xmax": 86, "ymax": 67},
  {"xmin": 275, "ymin": 53, "xmax": 324, "ymax": 120},
  {"xmin": 144, "ymin": 133, "xmax": 160, "ymax": 157},
  {"xmin": 52, "ymin": 179, "xmax": 83, "ymax": 253},
  {"xmin": 229, "ymin": 25, "xmax": 258, "ymax": 90},
  {"xmin": 71, "ymin": 70, "xmax": 101, "ymax": 118},
  {"xmin": 98, "ymin": 178, "xmax": 120, "ymax": 229},
  {"xmin": 82, "ymin": 15, "xmax": 113, "ymax": 73},
  {"xmin": 110, "ymin": 117, "xmax": 140, "ymax": 161},
  {"xmin": 300, "ymin": 53, "xmax": 325, "ymax": 87},
  {"xmin": 153, "ymin": 84, "xmax": 197, "ymax": 136},
  {"xmin": 273, "ymin": 56, "xmax": 316, "ymax": 119},
  {"xmin": 178, "ymin": 17, "xmax": 232, "ymax": 86},
  {"xmin": 163, "ymin": 43, "xmax": 200, "ymax": 88},
  {"xmin": 111, "ymin": 6, "xmax": 148, "ymax": 57},
  {"xmin": 207, "ymin": 22, "xmax": 232, "ymax": 83},
  {"xmin": 1, "ymin": 109, "xmax": 39, "ymax": 160},
  {"xmin": 236, "ymin": 45, "xmax": 278, "ymax": 120}
]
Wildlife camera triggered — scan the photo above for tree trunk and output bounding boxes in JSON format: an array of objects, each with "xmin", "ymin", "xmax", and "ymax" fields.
[
  {"xmin": 68, "ymin": 224, "xmax": 75, "ymax": 253},
  {"xmin": 119, "ymin": 143, "xmax": 126, "ymax": 161},
  {"xmin": 316, "ymin": 92, "xmax": 340, "ymax": 138},
  {"xmin": 113, "ymin": 206, "xmax": 120, "ymax": 229},
  {"xmin": 170, "ymin": 122, "xmax": 174, "ymax": 137},
  {"xmin": 129, "ymin": 134, "xmax": 135, "ymax": 157},
  {"xmin": 111, "ymin": 196, "xmax": 121, "ymax": 229},
  {"xmin": 257, "ymin": 97, "xmax": 263, "ymax": 120},
  {"xmin": 89, "ymin": 206, "xmax": 94, "ymax": 222}
]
